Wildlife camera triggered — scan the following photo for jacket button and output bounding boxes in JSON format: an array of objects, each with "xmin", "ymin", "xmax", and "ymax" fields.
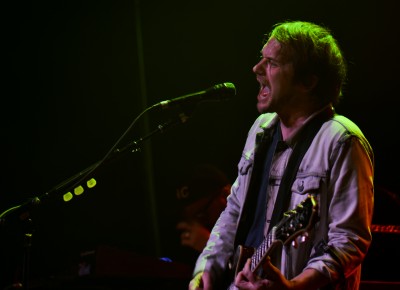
[{"xmin": 298, "ymin": 181, "xmax": 304, "ymax": 192}]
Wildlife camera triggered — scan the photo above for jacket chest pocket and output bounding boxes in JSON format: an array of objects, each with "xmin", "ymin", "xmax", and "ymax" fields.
[
  {"xmin": 290, "ymin": 175, "xmax": 325, "ymax": 229},
  {"xmin": 291, "ymin": 175, "xmax": 323, "ymax": 196}
]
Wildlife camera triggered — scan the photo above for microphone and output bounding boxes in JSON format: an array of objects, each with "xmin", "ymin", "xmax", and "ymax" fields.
[{"xmin": 154, "ymin": 82, "xmax": 236, "ymax": 110}]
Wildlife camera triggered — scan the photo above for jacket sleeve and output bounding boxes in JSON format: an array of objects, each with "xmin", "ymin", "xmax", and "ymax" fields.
[
  {"xmin": 306, "ymin": 128, "xmax": 374, "ymax": 283},
  {"xmin": 191, "ymin": 175, "xmax": 242, "ymax": 283}
]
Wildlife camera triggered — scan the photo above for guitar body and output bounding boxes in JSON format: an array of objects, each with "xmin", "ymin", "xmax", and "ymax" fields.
[{"xmin": 232, "ymin": 245, "xmax": 255, "ymax": 277}]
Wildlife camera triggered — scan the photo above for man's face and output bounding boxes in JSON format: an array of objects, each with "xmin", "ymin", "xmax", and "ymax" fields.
[{"xmin": 253, "ymin": 38, "xmax": 300, "ymax": 114}]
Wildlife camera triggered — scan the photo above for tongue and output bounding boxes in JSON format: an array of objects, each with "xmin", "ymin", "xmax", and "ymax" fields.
[{"xmin": 262, "ymin": 86, "xmax": 270, "ymax": 96}]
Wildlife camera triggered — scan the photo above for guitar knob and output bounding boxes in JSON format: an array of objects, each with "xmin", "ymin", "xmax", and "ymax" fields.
[
  {"xmin": 300, "ymin": 232, "xmax": 309, "ymax": 243},
  {"xmin": 291, "ymin": 239, "xmax": 299, "ymax": 249}
]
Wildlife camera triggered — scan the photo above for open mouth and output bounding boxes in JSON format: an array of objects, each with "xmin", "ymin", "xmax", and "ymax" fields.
[{"xmin": 259, "ymin": 85, "xmax": 270, "ymax": 99}]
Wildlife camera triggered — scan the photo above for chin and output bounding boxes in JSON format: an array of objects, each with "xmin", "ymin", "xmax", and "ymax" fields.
[{"xmin": 257, "ymin": 103, "xmax": 270, "ymax": 114}]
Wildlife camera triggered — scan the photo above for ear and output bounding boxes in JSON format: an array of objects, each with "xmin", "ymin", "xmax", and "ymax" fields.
[{"xmin": 300, "ymin": 74, "xmax": 319, "ymax": 93}]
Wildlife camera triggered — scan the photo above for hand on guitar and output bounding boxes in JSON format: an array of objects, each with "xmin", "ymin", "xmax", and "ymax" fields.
[
  {"xmin": 235, "ymin": 257, "xmax": 331, "ymax": 290},
  {"xmin": 234, "ymin": 257, "xmax": 290, "ymax": 290},
  {"xmin": 188, "ymin": 271, "xmax": 213, "ymax": 290}
]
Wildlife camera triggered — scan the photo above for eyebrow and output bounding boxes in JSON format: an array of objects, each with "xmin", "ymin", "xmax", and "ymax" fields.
[
  {"xmin": 260, "ymin": 55, "xmax": 280, "ymax": 63},
  {"xmin": 265, "ymin": 56, "xmax": 277, "ymax": 61}
]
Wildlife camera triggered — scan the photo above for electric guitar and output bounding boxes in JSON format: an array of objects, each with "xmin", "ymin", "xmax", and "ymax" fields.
[{"xmin": 227, "ymin": 194, "xmax": 318, "ymax": 289}]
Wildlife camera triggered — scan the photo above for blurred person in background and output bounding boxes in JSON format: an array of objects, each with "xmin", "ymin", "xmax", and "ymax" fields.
[{"xmin": 175, "ymin": 164, "xmax": 231, "ymax": 267}]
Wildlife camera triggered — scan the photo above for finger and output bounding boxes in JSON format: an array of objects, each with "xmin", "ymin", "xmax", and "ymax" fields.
[
  {"xmin": 243, "ymin": 258, "xmax": 253, "ymax": 277},
  {"xmin": 234, "ymin": 271, "xmax": 251, "ymax": 289},
  {"xmin": 234, "ymin": 258, "xmax": 255, "ymax": 286}
]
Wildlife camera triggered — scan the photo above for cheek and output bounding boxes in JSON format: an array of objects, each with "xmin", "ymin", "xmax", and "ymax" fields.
[
  {"xmin": 267, "ymin": 68, "xmax": 280, "ymax": 82},
  {"xmin": 265, "ymin": 67, "xmax": 273, "ymax": 81}
]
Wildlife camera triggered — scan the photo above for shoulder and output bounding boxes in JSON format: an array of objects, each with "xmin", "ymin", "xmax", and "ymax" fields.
[
  {"xmin": 325, "ymin": 114, "xmax": 368, "ymax": 141},
  {"xmin": 330, "ymin": 115, "xmax": 364, "ymax": 135},
  {"xmin": 322, "ymin": 114, "xmax": 373, "ymax": 156},
  {"xmin": 240, "ymin": 113, "xmax": 278, "ymax": 161},
  {"xmin": 248, "ymin": 113, "xmax": 278, "ymax": 134}
]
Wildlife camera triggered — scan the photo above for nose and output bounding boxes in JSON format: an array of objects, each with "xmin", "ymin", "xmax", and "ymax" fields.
[{"xmin": 253, "ymin": 58, "xmax": 265, "ymax": 75}]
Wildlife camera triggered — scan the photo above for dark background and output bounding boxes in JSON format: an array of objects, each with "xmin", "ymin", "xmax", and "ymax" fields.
[{"xmin": 1, "ymin": 0, "xmax": 399, "ymax": 288}]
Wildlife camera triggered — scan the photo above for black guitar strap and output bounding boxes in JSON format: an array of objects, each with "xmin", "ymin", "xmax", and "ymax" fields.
[
  {"xmin": 244, "ymin": 123, "xmax": 281, "ymax": 247},
  {"xmin": 233, "ymin": 124, "xmax": 277, "ymax": 248},
  {"xmin": 268, "ymin": 108, "xmax": 333, "ymax": 232}
]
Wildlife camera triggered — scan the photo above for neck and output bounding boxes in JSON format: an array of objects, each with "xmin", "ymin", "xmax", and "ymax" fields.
[
  {"xmin": 278, "ymin": 104, "xmax": 329, "ymax": 141},
  {"xmin": 279, "ymin": 117, "xmax": 306, "ymax": 141}
]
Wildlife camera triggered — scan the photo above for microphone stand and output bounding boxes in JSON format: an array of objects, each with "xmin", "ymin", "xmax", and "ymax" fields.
[{"xmin": 0, "ymin": 109, "xmax": 192, "ymax": 290}]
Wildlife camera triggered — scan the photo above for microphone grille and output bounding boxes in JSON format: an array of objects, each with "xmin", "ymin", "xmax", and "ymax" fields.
[{"xmin": 217, "ymin": 82, "xmax": 236, "ymax": 99}]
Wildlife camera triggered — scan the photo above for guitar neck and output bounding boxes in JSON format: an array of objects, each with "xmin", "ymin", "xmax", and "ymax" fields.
[
  {"xmin": 250, "ymin": 223, "xmax": 279, "ymax": 272},
  {"xmin": 250, "ymin": 195, "xmax": 316, "ymax": 272}
]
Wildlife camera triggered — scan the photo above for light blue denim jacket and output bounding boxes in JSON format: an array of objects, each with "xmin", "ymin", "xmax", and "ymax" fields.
[{"xmin": 193, "ymin": 108, "xmax": 374, "ymax": 289}]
